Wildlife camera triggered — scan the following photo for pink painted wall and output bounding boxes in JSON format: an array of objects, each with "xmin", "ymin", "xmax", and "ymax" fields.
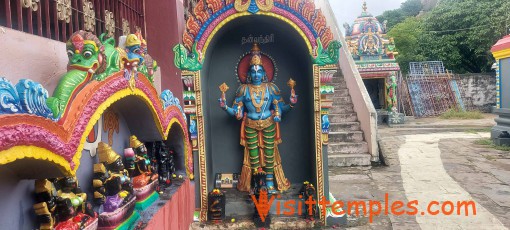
[
  {"xmin": 144, "ymin": 0, "xmax": 184, "ymax": 106},
  {"xmin": 0, "ymin": 26, "xmax": 67, "ymax": 95},
  {"xmin": 0, "ymin": 26, "xmax": 163, "ymax": 95}
]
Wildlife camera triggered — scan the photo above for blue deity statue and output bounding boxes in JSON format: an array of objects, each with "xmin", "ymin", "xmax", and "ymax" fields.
[{"xmin": 218, "ymin": 44, "xmax": 297, "ymax": 193}]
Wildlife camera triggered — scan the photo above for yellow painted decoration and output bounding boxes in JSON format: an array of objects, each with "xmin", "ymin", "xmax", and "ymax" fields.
[
  {"xmin": 492, "ymin": 49, "xmax": 510, "ymax": 60},
  {"xmin": 0, "ymin": 146, "xmax": 71, "ymax": 176},
  {"xmin": 0, "ymin": 76, "xmax": 190, "ymax": 176},
  {"xmin": 125, "ymin": 34, "xmax": 141, "ymax": 47},
  {"xmin": 72, "ymin": 87, "xmax": 165, "ymax": 175}
]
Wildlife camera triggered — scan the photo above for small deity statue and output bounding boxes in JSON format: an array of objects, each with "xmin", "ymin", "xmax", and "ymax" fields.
[
  {"xmin": 386, "ymin": 74, "xmax": 398, "ymax": 112},
  {"xmin": 207, "ymin": 189, "xmax": 225, "ymax": 222},
  {"xmin": 385, "ymin": 37, "xmax": 398, "ymax": 59},
  {"xmin": 124, "ymin": 147, "xmax": 137, "ymax": 176},
  {"xmin": 251, "ymin": 172, "xmax": 271, "ymax": 228},
  {"xmin": 299, "ymin": 181, "xmax": 317, "ymax": 220},
  {"xmin": 119, "ymin": 34, "xmax": 144, "ymax": 89},
  {"xmin": 93, "ymin": 142, "xmax": 134, "ymax": 212},
  {"xmin": 218, "ymin": 43, "xmax": 297, "ymax": 194},
  {"xmin": 129, "ymin": 135, "xmax": 159, "ymax": 188},
  {"xmin": 152, "ymin": 141, "xmax": 176, "ymax": 188},
  {"xmin": 33, "ymin": 177, "xmax": 96, "ymax": 230},
  {"xmin": 363, "ymin": 28, "xmax": 379, "ymax": 55},
  {"xmin": 119, "ymin": 33, "xmax": 157, "ymax": 86},
  {"xmin": 343, "ymin": 22, "xmax": 351, "ymax": 36},
  {"xmin": 349, "ymin": 41, "xmax": 360, "ymax": 58}
]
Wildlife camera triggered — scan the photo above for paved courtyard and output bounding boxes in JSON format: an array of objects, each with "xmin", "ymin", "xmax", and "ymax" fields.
[{"xmin": 329, "ymin": 115, "xmax": 510, "ymax": 229}]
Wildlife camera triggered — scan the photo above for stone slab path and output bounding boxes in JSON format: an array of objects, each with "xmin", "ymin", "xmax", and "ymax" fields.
[{"xmin": 398, "ymin": 132, "xmax": 506, "ymax": 230}]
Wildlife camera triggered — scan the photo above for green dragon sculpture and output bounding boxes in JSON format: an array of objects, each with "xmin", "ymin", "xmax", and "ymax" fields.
[
  {"xmin": 173, "ymin": 43, "xmax": 202, "ymax": 71},
  {"xmin": 46, "ymin": 31, "xmax": 159, "ymax": 119},
  {"xmin": 46, "ymin": 31, "xmax": 121, "ymax": 119},
  {"xmin": 312, "ymin": 38, "xmax": 342, "ymax": 66}
]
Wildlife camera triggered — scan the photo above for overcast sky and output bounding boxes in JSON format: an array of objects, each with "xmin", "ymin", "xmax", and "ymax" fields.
[{"xmin": 329, "ymin": 0, "xmax": 406, "ymax": 34}]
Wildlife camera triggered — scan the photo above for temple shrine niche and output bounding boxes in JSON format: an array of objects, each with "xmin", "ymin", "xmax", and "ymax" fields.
[
  {"xmin": 344, "ymin": 1, "xmax": 400, "ymax": 111},
  {"xmin": 0, "ymin": 29, "xmax": 194, "ymax": 229},
  {"xmin": 175, "ymin": 0, "xmax": 349, "ymax": 227}
]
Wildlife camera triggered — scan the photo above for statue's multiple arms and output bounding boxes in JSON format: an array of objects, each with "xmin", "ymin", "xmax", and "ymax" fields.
[
  {"xmin": 219, "ymin": 85, "xmax": 244, "ymax": 120},
  {"xmin": 270, "ymin": 84, "xmax": 297, "ymax": 117}
]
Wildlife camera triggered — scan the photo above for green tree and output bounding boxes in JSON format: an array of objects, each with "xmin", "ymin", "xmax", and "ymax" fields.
[
  {"xmin": 377, "ymin": 9, "xmax": 405, "ymax": 31},
  {"xmin": 400, "ymin": 0, "xmax": 423, "ymax": 16},
  {"xmin": 387, "ymin": 18, "xmax": 426, "ymax": 74},
  {"xmin": 419, "ymin": 0, "xmax": 510, "ymax": 73},
  {"xmin": 377, "ymin": 0, "xmax": 423, "ymax": 30}
]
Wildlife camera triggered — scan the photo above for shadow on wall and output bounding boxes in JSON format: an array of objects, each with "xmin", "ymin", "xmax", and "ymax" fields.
[{"xmin": 0, "ymin": 168, "xmax": 37, "ymax": 229}]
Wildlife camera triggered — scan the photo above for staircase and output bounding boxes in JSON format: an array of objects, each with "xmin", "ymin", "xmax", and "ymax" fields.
[{"xmin": 327, "ymin": 71, "xmax": 372, "ymax": 167}]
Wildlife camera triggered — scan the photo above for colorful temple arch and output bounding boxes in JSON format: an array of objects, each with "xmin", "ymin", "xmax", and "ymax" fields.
[{"xmin": 174, "ymin": 0, "xmax": 349, "ymax": 224}]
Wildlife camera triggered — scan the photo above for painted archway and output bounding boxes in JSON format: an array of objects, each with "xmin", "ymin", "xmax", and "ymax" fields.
[
  {"xmin": 0, "ymin": 72, "xmax": 193, "ymax": 178},
  {"xmin": 174, "ymin": 0, "xmax": 342, "ymax": 223},
  {"xmin": 174, "ymin": 0, "xmax": 341, "ymax": 71}
]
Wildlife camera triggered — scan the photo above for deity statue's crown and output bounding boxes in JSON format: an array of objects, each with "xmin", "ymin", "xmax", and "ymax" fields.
[
  {"xmin": 126, "ymin": 34, "xmax": 141, "ymax": 47},
  {"xmin": 135, "ymin": 31, "xmax": 147, "ymax": 47},
  {"xmin": 94, "ymin": 163, "xmax": 106, "ymax": 174},
  {"xmin": 251, "ymin": 43, "xmax": 261, "ymax": 52},
  {"xmin": 250, "ymin": 55, "xmax": 262, "ymax": 66},
  {"xmin": 98, "ymin": 142, "xmax": 120, "ymax": 164},
  {"xmin": 129, "ymin": 135, "xmax": 144, "ymax": 148},
  {"xmin": 250, "ymin": 43, "xmax": 263, "ymax": 66},
  {"xmin": 35, "ymin": 179, "xmax": 53, "ymax": 194}
]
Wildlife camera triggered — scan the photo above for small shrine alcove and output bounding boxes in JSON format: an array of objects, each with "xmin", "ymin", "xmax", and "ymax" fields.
[
  {"xmin": 175, "ymin": 0, "xmax": 346, "ymax": 224},
  {"xmin": 165, "ymin": 122, "xmax": 189, "ymax": 176},
  {"xmin": 202, "ymin": 15, "xmax": 315, "ymax": 191}
]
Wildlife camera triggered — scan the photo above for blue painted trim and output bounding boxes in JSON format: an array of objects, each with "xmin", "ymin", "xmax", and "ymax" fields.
[
  {"xmin": 195, "ymin": 4, "xmax": 235, "ymax": 43},
  {"xmin": 499, "ymin": 59, "xmax": 502, "ymax": 108}
]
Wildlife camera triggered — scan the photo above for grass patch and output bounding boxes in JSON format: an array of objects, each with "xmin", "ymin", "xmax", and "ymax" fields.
[
  {"xmin": 474, "ymin": 138, "xmax": 493, "ymax": 145},
  {"xmin": 473, "ymin": 138, "xmax": 510, "ymax": 151},
  {"xmin": 465, "ymin": 128, "xmax": 492, "ymax": 134},
  {"xmin": 440, "ymin": 108, "xmax": 484, "ymax": 119}
]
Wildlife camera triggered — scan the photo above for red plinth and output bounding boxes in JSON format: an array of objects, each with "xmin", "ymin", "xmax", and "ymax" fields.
[{"xmin": 144, "ymin": 179, "xmax": 195, "ymax": 230}]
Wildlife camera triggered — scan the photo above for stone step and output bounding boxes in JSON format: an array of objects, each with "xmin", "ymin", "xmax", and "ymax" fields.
[
  {"xmin": 330, "ymin": 89, "xmax": 350, "ymax": 97},
  {"xmin": 329, "ymin": 113, "xmax": 358, "ymax": 122},
  {"xmin": 328, "ymin": 131, "xmax": 364, "ymax": 142},
  {"xmin": 329, "ymin": 122, "xmax": 360, "ymax": 132},
  {"xmin": 331, "ymin": 96, "xmax": 351, "ymax": 104},
  {"xmin": 329, "ymin": 105, "xmax": 354, "ymax": 114},
  {"xmin": 333, "ymin": 84, "xmax": 348, "ymax": 90},
  {"xmin": 330, "ymin": 82, "xmax": 347, "ymax": 88},
  {"xmin": 328, "ymin": 141, "xmax": 368, "ymax": 154},
  {"xmin": 328, "ymin": 154, "xmax": 372, "ymax": 167},
  {"xmin": 332, "ymin": 76, "xmax": 347, "ymax": 84}
]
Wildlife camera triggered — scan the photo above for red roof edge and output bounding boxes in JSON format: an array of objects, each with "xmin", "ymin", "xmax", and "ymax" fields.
[{"xmin": 491, "ymin": 35, "xmax": 510, "ymax": 53}]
